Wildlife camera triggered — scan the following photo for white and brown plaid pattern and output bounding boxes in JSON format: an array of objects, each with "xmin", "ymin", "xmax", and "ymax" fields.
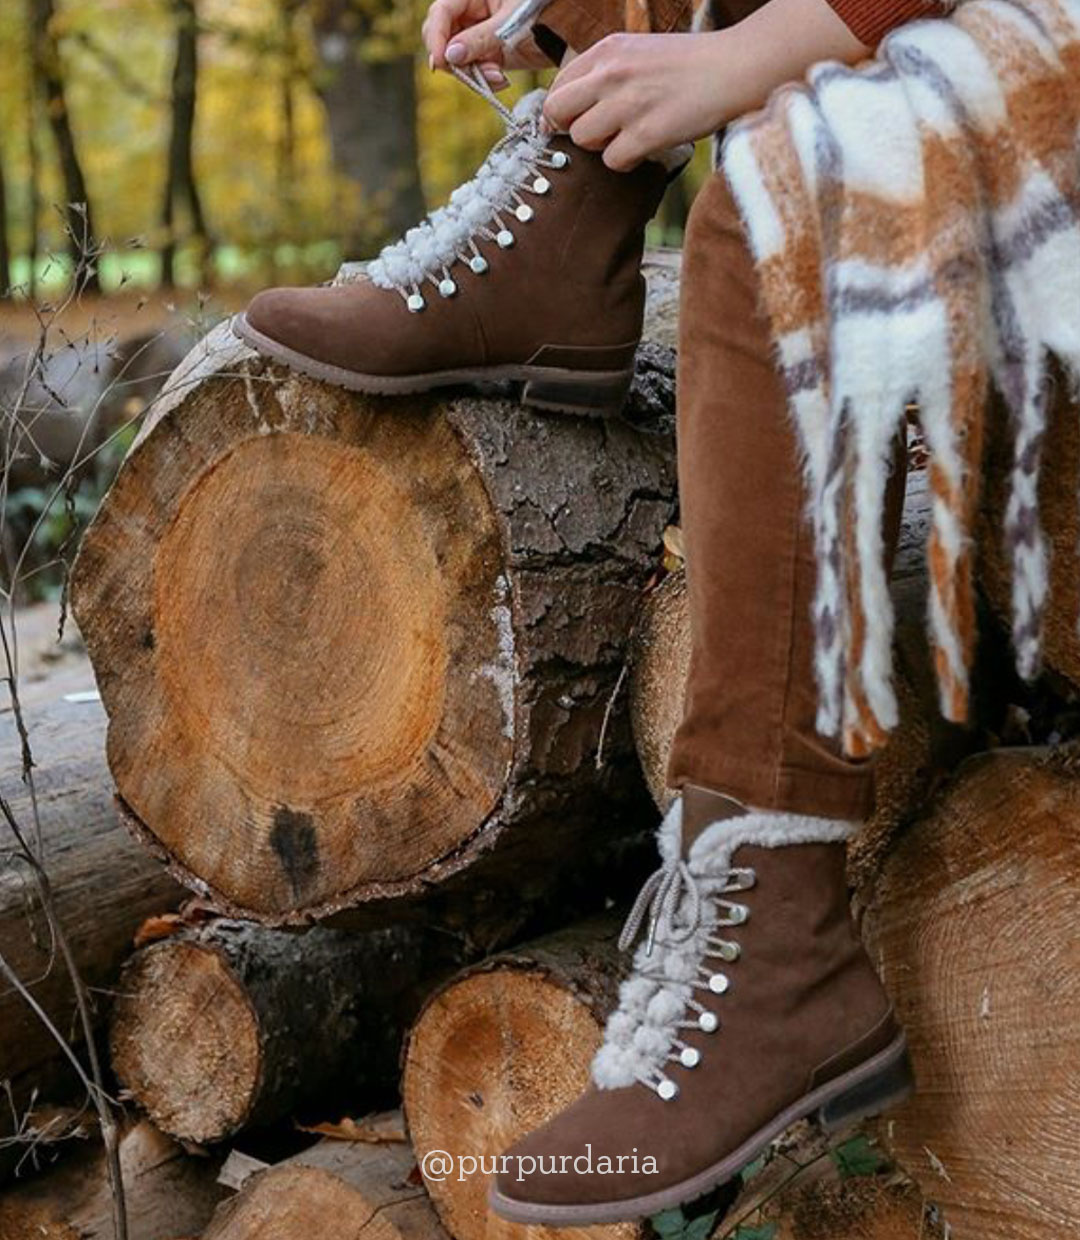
[{"xmin": 721, "ymin": 0, "xmax": 1080, "ymax": 757}]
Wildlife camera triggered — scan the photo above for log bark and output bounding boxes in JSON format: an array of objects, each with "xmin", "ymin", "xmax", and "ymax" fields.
[
  {"xmin": 401, "ymin": 917, "xmax": 642, "ymax": 1240},
  {"xmin": 0, "ymin": 1118, "xmax": 225, "ymax": 1240},
  {"xmin": 69, "ymin": 300, "xmax": 677, "ymax": 928},
  {"xmin": 863, "ymin": 747, "xmax": 1080, "ymax": 1239},
  {"xmin": 109, "ymin": 919, "xmax": 465, "ymax": 1144},
  {"xmin": 628, "ymin": 467, "xmax": 985, "ymax": 896},
  {"xmin": 0, "ymin": 694, "xmax": 183, "ymax": 1179},
  {"xmin": 203, "ymin": 1134, "xmax": 442, "ymax": 1240}
]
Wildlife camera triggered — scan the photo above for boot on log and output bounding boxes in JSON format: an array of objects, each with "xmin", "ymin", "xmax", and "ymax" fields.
[
  {"xmin": 402, "ymin": 918, "xmax": 645, "ymax": 1240},
  {"xmin": 864, "ymin": 747, "xmax": 1080, "ymax": 1239},
  {"xmin": 70, "ymin": 310, "xmax": 676, "ymax": 927},
  {"xmin": 203, "ymin": 1132, "xmax": 442, "ymax": 1240},
  {"xmin": 110, "ymin": 919, "xmax": 464, "ymax": 1144}
]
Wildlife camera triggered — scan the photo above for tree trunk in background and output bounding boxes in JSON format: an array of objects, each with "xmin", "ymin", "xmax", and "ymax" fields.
[
  {"xmin": 273, "ymin": 0, "xmax": 302, "ymax": 278},
  {"xmin": 29, "ymin": 0, "xmax": 100, "ymax": 293},
  {"xmin": 24, "ymin": 7, "xmax": 41, "ymax": 297},
  {"xmin": 310, "ymin": 0, "xmax": 425, "ymax": 257},
  {"xmin": 0, "ymin": 145, "xmax": 10, "ymax": 295},
  {"xmin": 161, "ymin": 0, "xmax": 212, "ymax": 288}
]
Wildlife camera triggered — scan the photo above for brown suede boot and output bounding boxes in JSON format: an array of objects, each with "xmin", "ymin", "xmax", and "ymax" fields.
[
  {"xmin": 487, "ymin": 788, "xmax": 914, "ymax": 1225},
  {"xmin": 232, "ymin": 69, "xmax": 673, "ymax": 417}
]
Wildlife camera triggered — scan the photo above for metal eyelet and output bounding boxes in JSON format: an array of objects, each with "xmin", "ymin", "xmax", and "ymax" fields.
[
  {"xmin": 657, "ymin": 1079, "xmax": 678, "ymax": 1101},
  {"xmin": 532, "ymin": 175, "xmax": 550, "ymax": 194},
  {"xmin": 496, "ymin": 229, "xmax": 514, "ymax": 248},
  {"xmin": 406, "ymin": 292, "xmax": 425, "ymax": 313},
  {"xmin": 469, "ymin": 255, "xmax": 488, "ymax": 274},
  {"xmin": 715, "ymin": 941, "xmax": 740, "ymax": 963},
  {"xmin": 679, "ymin": 1047, "xmax": 700, "ymax": 1068},
  {"xmin": 438, "ymin": 278, "xmax": 457, "ymax": 298},
  {"xmin": 728, "ymin": 904, "xmax": 749, "ymax": 925},
  {"xmin": 708, "ymin": 972, "xmax": 730, "ymax": 995},
  {"xmin": 699, "ymin": 1011, "xmax": 719, "ymax": 1033},
  {"xmin": 551, "ymin": 150, "xmax": 569, "ymax": 169}
]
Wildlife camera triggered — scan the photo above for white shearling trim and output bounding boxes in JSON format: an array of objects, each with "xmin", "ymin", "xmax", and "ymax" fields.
[
  {"xmin": 367, "ymin": 88, "xmax": 551, "ymax": 296},
  {"xmin": 590, "ymin": 799, "xmax": 857, "ymax": 1091}
]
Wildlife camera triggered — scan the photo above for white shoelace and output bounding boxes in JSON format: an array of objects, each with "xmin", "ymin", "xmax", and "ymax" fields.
[
  {"xmin": 599, "ymin": 859, "xmax": 757, "ymax": 1101},
  {"xmin": 366, "ymin": 65, "xmax": 570, "ymax": 312}
]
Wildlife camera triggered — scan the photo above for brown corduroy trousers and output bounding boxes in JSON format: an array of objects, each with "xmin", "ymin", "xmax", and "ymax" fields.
[{"xmin": 535, "ymin": 0, "xmax": 908, "ymax": 821}]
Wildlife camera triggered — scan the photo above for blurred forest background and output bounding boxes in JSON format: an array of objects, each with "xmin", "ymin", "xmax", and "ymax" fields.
[
  {"xmin": 0, "ymin": 0, "xmax": 705, "ymax": 301},
  {"xmin": 0, "ymin": 0, "xmax": 706, "ymax": 605}
]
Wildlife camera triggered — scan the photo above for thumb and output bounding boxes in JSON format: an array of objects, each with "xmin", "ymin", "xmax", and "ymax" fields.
[{"xmin": 445, "ymin": 14, "xmax": 505, "ymax": 66}]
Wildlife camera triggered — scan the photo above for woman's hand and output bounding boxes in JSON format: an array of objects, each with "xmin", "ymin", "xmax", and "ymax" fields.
[
  {"xmin": 543, "ymin": 33, "xmax": 729, "ymax": 170},
  {"xmin": 422, "ymin": 0, "xmax": 551, "ymax": 86},
  {"xmin": 542, "ymin": 0, "xmax": 868, "ymax": 170}
]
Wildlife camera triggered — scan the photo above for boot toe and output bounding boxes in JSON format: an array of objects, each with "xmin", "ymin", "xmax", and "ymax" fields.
[
  {"xmin": 243, "ymin": 286, "xmax": 333, "ymax": 359},
  {"xmin": 491, "ymin": 1084, "xmax": 680, "ymax": 1211}
]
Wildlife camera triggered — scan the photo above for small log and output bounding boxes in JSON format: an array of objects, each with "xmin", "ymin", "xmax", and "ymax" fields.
[
  {"xmin": 0, "ymin": 1117, "xmax": 226, "ymax": 1240},
  {"xmin": 203, "ymin": 1133, "xmax": 442, "ymax": 1240},
  {"xmin": 110, "ymin": 919, "xmax": 463, "ymax": 1144},
  {"xmin": 0, "ymin": 695, "xmax": 183, "ymax": 1181},
  {"xmin": 863, "ymin": 747, "xmax": 1080, "ymax": 1239},
  {"xmin": 70, "ymin": 303, "xmax": 676, "ymax": 928},
  {"xmin": 628, "ymin": 469, "xmax": 984, "ymax": 896},
  {"xmin": 402, "ymin": 917, "xmax": 641, "ymax": 1240}
]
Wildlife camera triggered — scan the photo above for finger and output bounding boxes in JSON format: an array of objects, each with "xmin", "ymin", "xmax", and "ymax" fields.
[
  {"xmin": 424, "ymin": 0, "xmax": 481, "ymax": 65},
  {"xmin": 602, "ymin": 129, "xmax": 645, "ymax": 172},
  {"xmin": 445, "ymin": 13, "xmax": 506, "ymax": 65},
  {"xmin": 548, "ymin": 43, "xmax": 596, "ymax": 89},
  {"xmin": 568, "ymin": 99, "xmax": 623, "ymax": 151},
  {"xmin": 480, "ymin": 60, "xmax": 510, "ymax": 88},
  {"xmin": 543, "ymin": 70, "xmax": 603, "ymax": 131}
]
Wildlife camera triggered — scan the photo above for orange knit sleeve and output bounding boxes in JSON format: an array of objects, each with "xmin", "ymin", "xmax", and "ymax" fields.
[{"xmin": 828, "ymin": 0, "xmax": 945, "ymax": 47}]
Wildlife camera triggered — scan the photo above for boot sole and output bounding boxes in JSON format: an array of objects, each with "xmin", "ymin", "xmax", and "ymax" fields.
[
  {"xmin": 487, "ymin": 1030, "xmax": 915, "ymax": 1226},
  {"xmin": 230, "ymin": 313, "xmax": 635, "ymax": 418}
]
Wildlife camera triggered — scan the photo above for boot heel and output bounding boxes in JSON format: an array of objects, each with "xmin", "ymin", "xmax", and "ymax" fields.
[
  {"xmin": 521, "ymin": 370, "xmax": 633, "ymax": 417},
  {"xmin": 816, "ymin": 1045, "xmax": 915, "ymax": 1134}
]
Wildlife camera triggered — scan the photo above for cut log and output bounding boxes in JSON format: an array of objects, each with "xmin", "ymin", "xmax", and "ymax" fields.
[
  {"xmin": 402, "ymin": 917, "xmax": 641, "ymax": 1240},
  {"xmin": 772, "ymin": 1175, "xmax": 929, "ymax": 1240},
  {"xmin": 628, "ymin": 469, "xmax": 988, "ymax": 897},
  {"xmin": 109, "ymin": 919, "xmax": 465, "ymax": 1144},
  {"xmin": 203, "ymin": 1132, "xmax": 441, "ymax": 1240},
  {"xmin": 70, "ymin": 303, "xmax": 677, "ymax": 927},
  {"xmin": 863, "ymin": 747, "xmax": 1080, "ymax": 1239},
  {"xmin": 724, "ymin": 1127, "xmax": 933, "ymax": 1240},
  {"xmin": 0, "ymin": 694, "xmax": 183, "ymax": 1181},
  {"xmin": 978, "ymin": 365, "xmax": 1080, "ymax": 692},
  {"xmin": 0, "ymin": 1117, "xmax": 226, "ymax": 1240}
]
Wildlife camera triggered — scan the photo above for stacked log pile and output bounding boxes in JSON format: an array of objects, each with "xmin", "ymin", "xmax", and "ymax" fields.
[{"xmin": 3, "ymin": 255, "xmax": 1078, "ymax": 1239}]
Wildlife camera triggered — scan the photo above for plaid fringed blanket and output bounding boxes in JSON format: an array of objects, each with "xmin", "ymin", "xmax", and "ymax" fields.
[{"xmin": 721, "ymin": 0, "xmax": 1080, "ymax": 758}]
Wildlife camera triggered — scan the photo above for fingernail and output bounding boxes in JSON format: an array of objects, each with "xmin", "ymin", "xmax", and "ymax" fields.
[
  {"xmin": 445, "ymin": 41, "xmax": 466, "ymax": 63},
  {"xmin": 482, "ymin": 66, "xmax": 508, "ymax": 86},
  {"xmin": 428, "ymin": 53, "xmax": 435, "ymax": 71}
]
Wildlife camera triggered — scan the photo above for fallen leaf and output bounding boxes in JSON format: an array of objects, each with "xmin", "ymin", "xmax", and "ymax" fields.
[
  {"xmin": 297, "ymin": 1109, "xmax": 406, "ymax": 1144},
  {"xmin": 663, "ymin": 525, "xmax": 685, "ymax": 564},
  {"xmin": 133, "ymin": 913, "xmax": 187, "ymax": 948}
]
